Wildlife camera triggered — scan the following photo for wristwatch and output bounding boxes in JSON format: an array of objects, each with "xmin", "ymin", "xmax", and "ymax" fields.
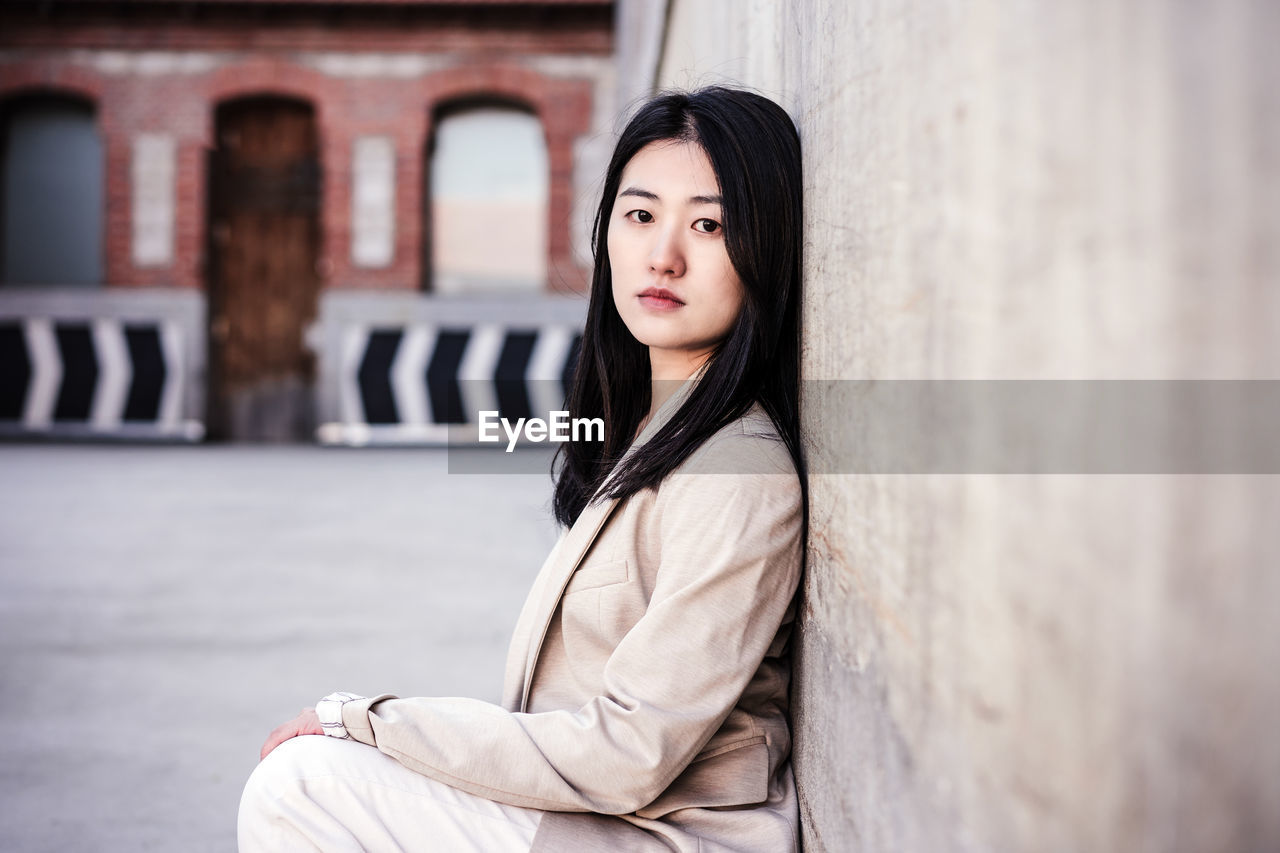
[{"xmin": 315, "ymin": 691, "xmax": 365, "ymax": 739}]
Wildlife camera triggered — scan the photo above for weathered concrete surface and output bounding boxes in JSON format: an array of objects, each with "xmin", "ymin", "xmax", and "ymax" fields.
[
  {"xmin": 636, "ymin": 0, "xmax": 1280, "ymax": 850},
  {"xmin": 0, "ymin": 445, "xmax": 558, "ymax": 852}
]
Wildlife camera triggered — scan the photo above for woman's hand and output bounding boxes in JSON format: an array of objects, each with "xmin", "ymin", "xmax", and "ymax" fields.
[{"xmin": 260, "ymin": 707, "xmax": 323, "ymax": 761}]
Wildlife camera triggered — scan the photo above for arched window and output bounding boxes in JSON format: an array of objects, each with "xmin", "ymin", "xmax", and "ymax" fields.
[
  {"xmin": 427, "ymin": 102, "xmax": 548, "ymax": 293},
  {"xmin": 0, "ymin": 94, "xmax": 103, "ymax": 286}
]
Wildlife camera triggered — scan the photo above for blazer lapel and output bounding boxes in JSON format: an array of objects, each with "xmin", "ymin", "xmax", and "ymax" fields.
[
  {"xmin": 519, "ymin": 494, "xmax": 621, "ymax": 711},
  {"xmin": 517, "ymin": 374, "xmax": 703, "ymax": 710}
]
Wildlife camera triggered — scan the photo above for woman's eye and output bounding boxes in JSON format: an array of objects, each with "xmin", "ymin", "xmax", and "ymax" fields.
[
  {"xmin": 625, "ymin": 209, "xmax": 653, "ymax": 223},
  {"xmin": 693, "ymin": 218, "xmax": 722, "ymax": 234}
]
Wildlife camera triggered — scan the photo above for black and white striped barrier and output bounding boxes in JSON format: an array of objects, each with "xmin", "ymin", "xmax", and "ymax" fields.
[
  {"xmin": 311, "ymin": 294, "xmax": 586, "ymax": 446},
  {"xmin": 0, "ymin": 289, "xmax": 204, "ymax": 441},
  {"xmin": 317, "ymin": 324, "xmax": 581, "ymax": 446}
]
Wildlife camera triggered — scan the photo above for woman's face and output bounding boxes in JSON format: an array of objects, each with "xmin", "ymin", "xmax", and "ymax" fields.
[{"xmin": 608, "ymin": 140, "xmax": 744, "ymax": 379}]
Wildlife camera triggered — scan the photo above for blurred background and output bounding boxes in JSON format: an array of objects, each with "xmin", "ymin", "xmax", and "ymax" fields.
[
  {"xmin": 2, "ymin": 1, "xmax": 1278, "ymax": 851},
  {"xmin": 0, "ymin": 0, "xmax": 609, "ymax": 445}
]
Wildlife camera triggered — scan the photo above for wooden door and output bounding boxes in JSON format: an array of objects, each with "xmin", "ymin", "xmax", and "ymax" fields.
[{"xmin": 207, "ymin": 98, "xmax": 320, "ymax": 441}]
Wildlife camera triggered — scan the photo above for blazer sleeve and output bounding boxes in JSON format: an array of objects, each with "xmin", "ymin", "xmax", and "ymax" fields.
[{"xmin": 337, "ymin": 433, "xmax": 803, "ymax": 815}]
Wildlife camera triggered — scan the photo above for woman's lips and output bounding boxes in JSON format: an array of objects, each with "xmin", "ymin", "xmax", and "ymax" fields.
[{"xmin": 638, "ymin": 287, "xmax": 685, "ymax": 311}]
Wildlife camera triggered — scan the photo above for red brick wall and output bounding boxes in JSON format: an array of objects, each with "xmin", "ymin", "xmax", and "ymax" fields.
[{"xmin": 0, "ymin": 6, "xmax": 608, "ymax": 293}]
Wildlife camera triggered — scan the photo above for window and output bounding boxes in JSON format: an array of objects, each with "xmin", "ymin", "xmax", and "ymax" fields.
[
  {"xmin": 0, "ymin": 94, "xmax": 103, "ymax": 286},
  {"xmin": 428, "ymin": 103, "xmax": 548, "ymax": 293}
]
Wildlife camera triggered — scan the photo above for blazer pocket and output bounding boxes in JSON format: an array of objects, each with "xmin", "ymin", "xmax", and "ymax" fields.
[
  {"xmin": 634, "ymin": 736, "xmax": 769, "ymax": 819},
  {"xmin": 563, "ymin": 558, "xmax": 630, "ymax": 595}
]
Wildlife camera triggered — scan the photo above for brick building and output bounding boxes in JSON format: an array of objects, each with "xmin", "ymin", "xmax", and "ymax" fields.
[{"xmin": 0, "ymin": 0, "xmax": 614, "ymax": 440}]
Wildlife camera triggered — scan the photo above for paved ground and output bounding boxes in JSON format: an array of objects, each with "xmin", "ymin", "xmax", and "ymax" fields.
[{"xmin": 0, "ymin": 444, "xmax": 560, "ymax": 852}]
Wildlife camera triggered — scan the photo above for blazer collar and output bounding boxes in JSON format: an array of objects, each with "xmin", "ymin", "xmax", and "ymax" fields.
[{"xmin": 598, "ymin": 371, "xmax": 703, "ymax": 489}]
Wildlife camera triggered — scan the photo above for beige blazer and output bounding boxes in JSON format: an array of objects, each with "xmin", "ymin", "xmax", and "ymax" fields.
[{"xmin": 341, "ymin": 397, "xmax": 805, "ymax": 852}]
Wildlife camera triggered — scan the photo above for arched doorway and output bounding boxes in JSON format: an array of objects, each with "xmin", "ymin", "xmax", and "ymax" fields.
[
  {"xmin": 0, "ymin": 93, "xmax": 103, "ymax": 286},
  {"xmin": 425, "ymin": 100, "xmax": 548, "ymax": 293},
  {"xmin": 207, "ymin": 96, "xmax": 321, "ymax": 441}
]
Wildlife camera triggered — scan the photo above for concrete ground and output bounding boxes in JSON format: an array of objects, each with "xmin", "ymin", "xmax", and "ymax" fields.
[{"xmin": 0, "ymin": 444, "xmax": 561, "ymax": 852}]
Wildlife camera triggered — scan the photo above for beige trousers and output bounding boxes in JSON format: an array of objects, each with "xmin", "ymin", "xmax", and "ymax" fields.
[{"xmin": 238, "ymin": 735, "xmax": 543, "ymax": 852}]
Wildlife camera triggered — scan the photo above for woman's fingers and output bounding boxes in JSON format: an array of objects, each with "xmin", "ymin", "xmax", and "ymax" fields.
[{"xmin": 259, "ymin": 707, "xmax": 323, "ymax": 761}]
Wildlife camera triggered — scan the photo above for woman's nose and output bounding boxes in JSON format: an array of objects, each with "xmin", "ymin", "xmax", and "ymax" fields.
[{"xmin": 647, "ymin": 227, "xmax": 686, "ymax": 278}]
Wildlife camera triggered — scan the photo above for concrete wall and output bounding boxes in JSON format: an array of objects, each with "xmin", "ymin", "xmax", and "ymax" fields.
[{"xmin": 622, "ymin": 1, "xmax": 1280, "ymax": 850}]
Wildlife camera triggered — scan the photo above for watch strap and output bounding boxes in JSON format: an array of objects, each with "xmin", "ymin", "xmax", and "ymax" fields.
[{"xmin": 315, "ymin": 691, "xmax": 365, "ymax": 739}]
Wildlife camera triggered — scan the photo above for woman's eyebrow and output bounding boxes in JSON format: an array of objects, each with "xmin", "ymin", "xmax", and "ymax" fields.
[
  {"xmin": 618, "ymin": 186, "xmax": 658, "ymax": 201},
  {"xmin": 617, "ymin": 186, "xmax": 723, "ymax": 205}
]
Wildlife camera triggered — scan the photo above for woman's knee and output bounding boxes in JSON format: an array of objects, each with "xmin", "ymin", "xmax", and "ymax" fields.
[
  {"xmin": 244, "ymin": 736, "xmax": 319, "ymax": 798},
  {"xmin": 239, "ymin": 736, "xmax": 356, "ymax": 850}
]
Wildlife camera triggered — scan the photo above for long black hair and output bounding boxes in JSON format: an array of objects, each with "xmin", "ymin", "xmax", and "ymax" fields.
[{"xmin": 552, "ymin": 86, "xmax": 804, "ymax": 528}]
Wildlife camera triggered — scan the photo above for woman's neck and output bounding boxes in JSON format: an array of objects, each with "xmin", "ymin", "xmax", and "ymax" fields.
[{"xmin": 647, "ymin": 347, "xmax": 710, "ymax": 419}]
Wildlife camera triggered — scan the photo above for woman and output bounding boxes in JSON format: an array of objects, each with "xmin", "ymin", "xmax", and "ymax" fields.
[{"xmin": 240, "ymin": 85, "xmax": 807, "ymax": 852}]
